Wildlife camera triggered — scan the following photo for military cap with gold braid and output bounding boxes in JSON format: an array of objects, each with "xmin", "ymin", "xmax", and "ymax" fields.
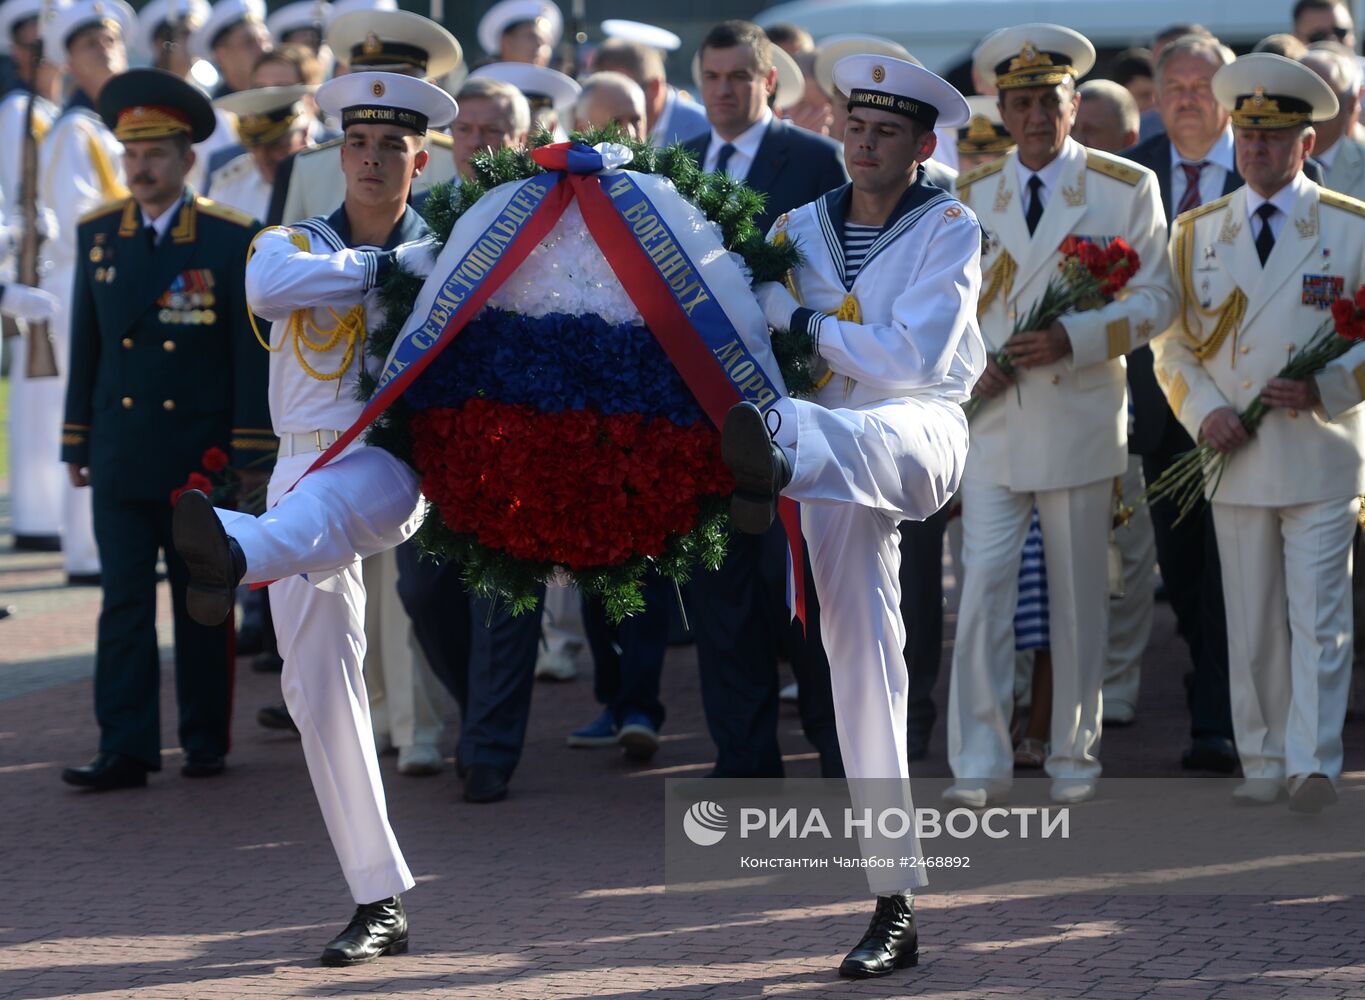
[
  {"xmin": 973, "ymin": 23, "xmax": 1095, "ymax": 92},
  {"xmin": 326, "ymin": 8, "xmax": 462, "ymax": 79},
  {"xmin": 214, "ymin": 84, "xmax": 315, "ymax": 147},
  {"xmin": 958, "ymin": 94, "xmax": 1014, "ymax": 155},
  {"xmin": 1212, "ymin": 52, "xmax": 1339, "ymax": 129},
  {"xmin": 97, "ymin": 67, "xmax": 217, "ymax": 143}
]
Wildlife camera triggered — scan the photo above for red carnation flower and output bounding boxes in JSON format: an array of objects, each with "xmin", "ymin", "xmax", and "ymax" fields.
[
  {"xmin": 201, "ymin": 447, "xmax": 229, "ymax": 472},
  {"xmin": 1354, "ymin": 285, "xmax": 1365, "ymax": 312},
  {"xmin": 1332, "ymin": 297, "xmax": 1358, "ymax": 335},
  {"xmin": 186, "ymin": 472, "xmax": 213, "ymax": 494}
]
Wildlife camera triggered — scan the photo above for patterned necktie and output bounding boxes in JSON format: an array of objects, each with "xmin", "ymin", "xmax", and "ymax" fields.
[
  {"xmin": 1255, "ymin": 203, "xmax": 1277, "ymax": 266},
  {"xmin": 1024, "ymin": 175, "xmax": 1044, "ymax": 235},
  {"xmin": 1177, "ymin": 160, "xmax": 1207, "ymax": 216},
  {"xmin": 714, "ymin": 142, "xmax": 737, "ymax": 176}
]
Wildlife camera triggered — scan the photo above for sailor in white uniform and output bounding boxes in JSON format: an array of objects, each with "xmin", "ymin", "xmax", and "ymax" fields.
[
  {"xmin": 0, "ymin": 0, "xmax": 65, "ymax": 550},
  {"xmin": 721, "ymin": 55, "xmax": 983, "ymax": 981},
  {"xmin": 273, "ymin": 8, "xmax": 461, "ymax": 224},
  {"xmin": 173, "ymin": 72, "xmax": 456, "ymax": 967},
  {"xmin": 209, "ymin": 84, "xmax": 315, "ymax": 219},
  {"xmin": 41, "ymin": 0, "xmax": 136, "ymax": 581}
]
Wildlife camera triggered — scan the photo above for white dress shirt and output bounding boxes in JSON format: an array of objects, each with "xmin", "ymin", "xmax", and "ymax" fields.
[
  {"xmin": 1013, "ymin": 149, "xmax": 1069, "ymax": 213},
  {"xmin": 1169, "ymin": 127, "xmax": 1235, "ymax": 210},
  {"xmin": 1243, "ymin": 170, "xmax": 1306, "ymax": 242},
  {"xmin": 703, "ymin": 107, "xmax": 772, "ymax": 180},
  {"xmin": 141, "ymin": 198, "xmax": 183, "ymax": 242}
]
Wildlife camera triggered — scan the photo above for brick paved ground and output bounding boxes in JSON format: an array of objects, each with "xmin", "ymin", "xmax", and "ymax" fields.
[{"xmin": 2, "ymin": 478, "xmax": 1364, "ymax": 1000}]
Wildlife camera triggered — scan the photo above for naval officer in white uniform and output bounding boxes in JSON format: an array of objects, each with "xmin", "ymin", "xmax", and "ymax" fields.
[
  {"xmin": 722, "ymin": 55, "xmax": 983, "ymax": 980},
  {"xmin": 1152, "ymin": 53, "xmax": 1365, "ymax": 813},
  {"xmin": 174, "ymin": 71, "xmax": 455, "ymax": 967}
]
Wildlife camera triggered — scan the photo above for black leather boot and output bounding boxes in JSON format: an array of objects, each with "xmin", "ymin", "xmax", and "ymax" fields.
[
  {"xmin": 173, "ymin": 490, "xmax": 246, "ymax": 627},
  {"xmin": 319, "ymin": 896, "xmax": 409, "ymax": 966},
  {"xmin": 838, "ymin": 894, "xmax": 918, "ymax": 978},
  {"xmin": 61, "ymin": 753, "xmax": 149, "ymax": 791},
  {"xmin": 722, "ymin": 401, "xmax": 791, "ymax": 534}
]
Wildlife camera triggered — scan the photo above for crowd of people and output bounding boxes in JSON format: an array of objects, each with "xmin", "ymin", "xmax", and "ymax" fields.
[{"xmin": 2, "ymin": 0, "xmax": 1364, "ymax": 979}]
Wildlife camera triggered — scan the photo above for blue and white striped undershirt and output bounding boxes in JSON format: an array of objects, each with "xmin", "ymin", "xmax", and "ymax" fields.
[{"xmin": 842, "ymin": 222, "xmax": 881, "ymax": 283}]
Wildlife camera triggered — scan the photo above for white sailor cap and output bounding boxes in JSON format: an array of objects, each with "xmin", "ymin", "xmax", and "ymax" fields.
[
  {"xmin": 43, "ymin": 0, "xmax": 134, "ymax": 56},
  {"xmin": 477, "ymin": 0, "xmax": 561, "ymax": 58},
  {"xmin": 0, "ymin": 0, "xmax": 51, "ymax": 55},
  {"xmin": 265, "ymin": 0, "xmax": 329, "ymax": 42},
  {"xmin": 214, "ymin": 83, "xmax": 315, "ymax": 145},
  {"xmin": 833, "ymin": 54, "xmax": 969, "ymax": 129},
  {"xmin": 317, "ymin": 70, "xmax": 457, "ymax": 132},
  {"xmin": 324, "ymin": 0, "xmax": 394, "ymax": 27},
  {"xmin": 958, "ymin": 94, "xmax": 1013, "ymax": 154},
  {"xmin": 188, "ymin": 0, "xmax": 265, "ymax": 61},
  {"xmin": 813, "ymin": 34, "xmax": 914, "ymax": 98},
  {"xmin": 134, "ymin": 0, "xmax": 209, "ymax": 61},
  {"xmin": 327, "ymin": 9, "xmax": 461, "ymax": 80},
  {"xmin": 470, "ymin": 61, "xmax": 579, "ymax": 115},
  {"xmin": 690, "ymin": 42, "xmax": 805, "ymax": 110},
  {"xmin": 600, "ymin": 19, "xmax": 679, "ymax": 52},
  {"xmin": 973, "ymin": 23, "xmax": 1095, "ymax": 92},
  {"xmin": 1213, "ymin": 52, "xmax": 1339, "ymax": 128}
]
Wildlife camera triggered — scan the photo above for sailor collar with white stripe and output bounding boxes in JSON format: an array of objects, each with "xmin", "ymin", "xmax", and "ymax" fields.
[
  {"xmin": 301, "ymin": 202, "xmax": 430, "ymax": 251},
  {"xmin": 812, "ymin": 166, "xmax": 952, "ymax": 291}
]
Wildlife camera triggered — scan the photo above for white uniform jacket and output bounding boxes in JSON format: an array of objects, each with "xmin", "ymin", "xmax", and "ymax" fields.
[
  {"xmin": 245, "ymin": 204, "xmax": 431, "ymax": 436},
  {"xmin": 1151, "ymin": 174, "xmax": 1365, "ymax": 507},
  {"xmin": 277, "ymin": 132, "xmax": 457, "ymax": 225},
  {"xmin": 958, "ymin": 137, "xmax": 1175, "ymax": 492},
  {"xmin": 776, "ymin": 170, "xmax": 986, "ymax": 410},
  {"xmin": 208, "ymin": 151, "xmax": 269, "ymax": 222},
  {"xmin": 0, "ymin": 89, "xmax": 56, "ymax": 273},
  {"xmin": 39, "ymin": 101, "xmax": 124, "ymax": 298}
]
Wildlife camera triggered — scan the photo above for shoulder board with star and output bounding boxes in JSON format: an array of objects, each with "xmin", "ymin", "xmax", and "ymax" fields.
[
  {"xmin": 1173, "ymin": 192, "xmax": 1233, "ymax": 229},
  {"xmin": 78, "ymin": 197, "xmax": 131, "ymax": 226},
  {"xmin": 957, "ymin": 157, "xmax": 1006, "ymax": 201},
  {"xmin": 1085, "ymin": 150, "xmax": 1143, "ymax": 187},
  {"xmin": 195, "ymin": 196, "xmax": 256, "ymax": 228},
  {"xmin": 297, "ymin": 136, "xmax": 344, "ymax": 159},
  {"xmin": 210, "ymin": 152, "xmax": 255, "ymax": 186},
  {"xmin": 1320, "ymin": 188, "xmax": 1365, "ymax": 218},
  {"xmin": 428, "ymin": 131, "xmax": 452, "ymax": 149}
]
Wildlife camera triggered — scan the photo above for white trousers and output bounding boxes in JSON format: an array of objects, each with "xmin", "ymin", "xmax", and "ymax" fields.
[
  {"xmin": 1102, "ymin": 456, "xmax": 1156, "ymax": 711},
  {"xmin": 217, "ymin": 446, "xmax": 421, "ymax": 585},
  {"xmin": 1212, "ymin": 498, "xmax": 1356, "ymax": 784},
  {"xmin": 948, "ymin": 468, "xmax": 1112, "ymax": 784},
  {"xmin": 538, "ymin": 581, "xmax": 586, "ymax": 667},
  {"xmin": 50, "ymin": 270, "xmax": 99, "ymax": 573},
  {"xmin": 363, "ymin": 548, "xmax": 446, "ymax": 748},
  {"xmin": 6, "ymin": 333, "xmax": 64, "ymax": 538},
  {"xmin": 786, "ymin": 394, "xmax": 969, "ymax": 893},
  {"xmin": 261, "ymin": 453, "xmax": 415, "ymax": 904}
]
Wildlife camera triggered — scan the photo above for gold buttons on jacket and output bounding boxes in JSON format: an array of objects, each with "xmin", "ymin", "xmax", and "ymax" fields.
[
  {"xmin": 1240, "ymin": 345, "xmax": 1249, "ymax": 355},
  {"xmin": 121, "ymin": 396, "xmax": 133, "ymax": 408},
  {"xmin": 163, "ymin": 340, "xmax": 175, "ymax": 352},
  {"xmin": 121, "ymin": 337, "xmax": 133, "ymax": 349},
  {"xmin": 1242, "ymin": 379, "xmax": 1252, "ymax": 390},
  {"xmin": 162, "ymin": 399, "xmax": 175, "ymax": 411}
]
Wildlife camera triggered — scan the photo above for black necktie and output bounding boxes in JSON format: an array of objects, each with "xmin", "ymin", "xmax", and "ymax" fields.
[
  {"xmin": 1025, "ymin": 175, "xmax": 1044, "ymax": 235},
  {"xmin": 144, "ymin": 225, "xmax": 157, "ymax": 250},
  {"xmin": 714, "ymin": 142, "xmax": 737, "ymax": 176},
  {"xmin": 1255, "ymin": 203, "xmax": 1276, "ymax": 266}
]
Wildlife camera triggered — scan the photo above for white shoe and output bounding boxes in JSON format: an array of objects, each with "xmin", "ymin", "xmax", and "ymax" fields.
[
  {"xmin": 942, "ymin": 781, "xmax": 1008, "ymax": 808},
  {"xmin": 1050, "ymin": 778, "xmax": 1097, "ymax": 804},
  {"xmin": 779, "ymin": 682, "xmax": 799, "ymax": 703},
  {"xmin": 1102, "ymin": 701, "xmax": 1136, "ymax": 725},
  {"xmin": 1233, "ymin": 778, "xmax": 1285, "ymax": 806},
  {"xmin": 535, "ymin": 651, "xmax": 578, "ymax": 681},
  {"xmin": 397, "ymin": 744, "xmax": 444, "ymax": 776}
]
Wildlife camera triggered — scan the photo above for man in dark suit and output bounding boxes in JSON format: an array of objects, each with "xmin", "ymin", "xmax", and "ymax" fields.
[
  {"xmin": 684, "ymin": 20, "xmax": 848, "ymax": 777},
  {"xmin": 1122, "ymin": 33, "xmax": 1239, "ymax": 773},
  {"xmin": 59, "ymin": 68, "xmax": 273, "ymax": 790}
]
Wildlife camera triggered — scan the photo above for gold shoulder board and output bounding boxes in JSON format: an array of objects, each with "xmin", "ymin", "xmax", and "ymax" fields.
[
  {"xmin": 1174, "ymin": 192, "xmax": 1233, "ymax": 228},
  {"xmin": 78, "ymin": 197, "xmax": 130, "ymax": 226},
  {"xmin": 427, "ymin": 131, "xmax": 453, "ymax": 149},
  {"xmin": 1086, "ymin": 151, "xmax": 1143, "ymax": 187},
  {"xmin": 1320, "ymin": 188, "xmax": 1365, "ymax": 218},
  {"xmin": 195, "ymin": 196, "xmax": 256, "ymax": 228}
]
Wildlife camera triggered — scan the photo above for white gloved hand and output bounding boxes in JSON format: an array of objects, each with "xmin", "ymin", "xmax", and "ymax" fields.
[
  {"xmin": 754, "ymin": 280, "xmax": 800, "ymax": 330},
  {"xmin": 395, "ymin": 236, "xmax": 439, "ymax": 278},
  {"xmin": 1, "ymin": 283, "xmax": 58, "ymax": 322}
]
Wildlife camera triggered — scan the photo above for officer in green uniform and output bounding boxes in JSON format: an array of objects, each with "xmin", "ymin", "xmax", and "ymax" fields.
[{"xmin": 59, "ymin": 67, "xmax": 274, "ymax": 791}]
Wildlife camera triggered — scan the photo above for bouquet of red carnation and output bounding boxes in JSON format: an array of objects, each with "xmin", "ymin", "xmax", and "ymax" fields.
[
  {"xmin": 1143, "ymin": 285, "xmax": 1365, "ymax": 523},
  {"xmin": 965, "ymin": 236, "xmax": 1142, "ymax": 420},
  {"xmin": 170, "ymin": 447, "xmax": 268, "ymax": 513}
]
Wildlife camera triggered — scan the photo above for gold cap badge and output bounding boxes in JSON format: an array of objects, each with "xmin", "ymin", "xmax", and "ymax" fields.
[{"xmin": 871, "ymin": 64, "xmax": 885, "ymax": 83}]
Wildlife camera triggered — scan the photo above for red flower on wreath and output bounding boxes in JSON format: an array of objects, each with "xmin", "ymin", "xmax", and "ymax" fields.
[
  {"xmin": 201, "ymin": 447, "xmax": 229, "ymax": 472},
  {"xmin": 411, "ymin": 400, "xmax": 734, "ymax": 569}
]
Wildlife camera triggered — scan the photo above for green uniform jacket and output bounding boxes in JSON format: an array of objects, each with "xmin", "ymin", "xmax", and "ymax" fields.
[{"xmin": 61, "ymin": 191, "xmax": 276, "ymax": 502}]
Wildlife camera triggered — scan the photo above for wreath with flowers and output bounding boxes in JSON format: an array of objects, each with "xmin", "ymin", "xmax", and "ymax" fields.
[{"xmin": 359, "ymin": 128, "xmax": 813, "ymax": 620}]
